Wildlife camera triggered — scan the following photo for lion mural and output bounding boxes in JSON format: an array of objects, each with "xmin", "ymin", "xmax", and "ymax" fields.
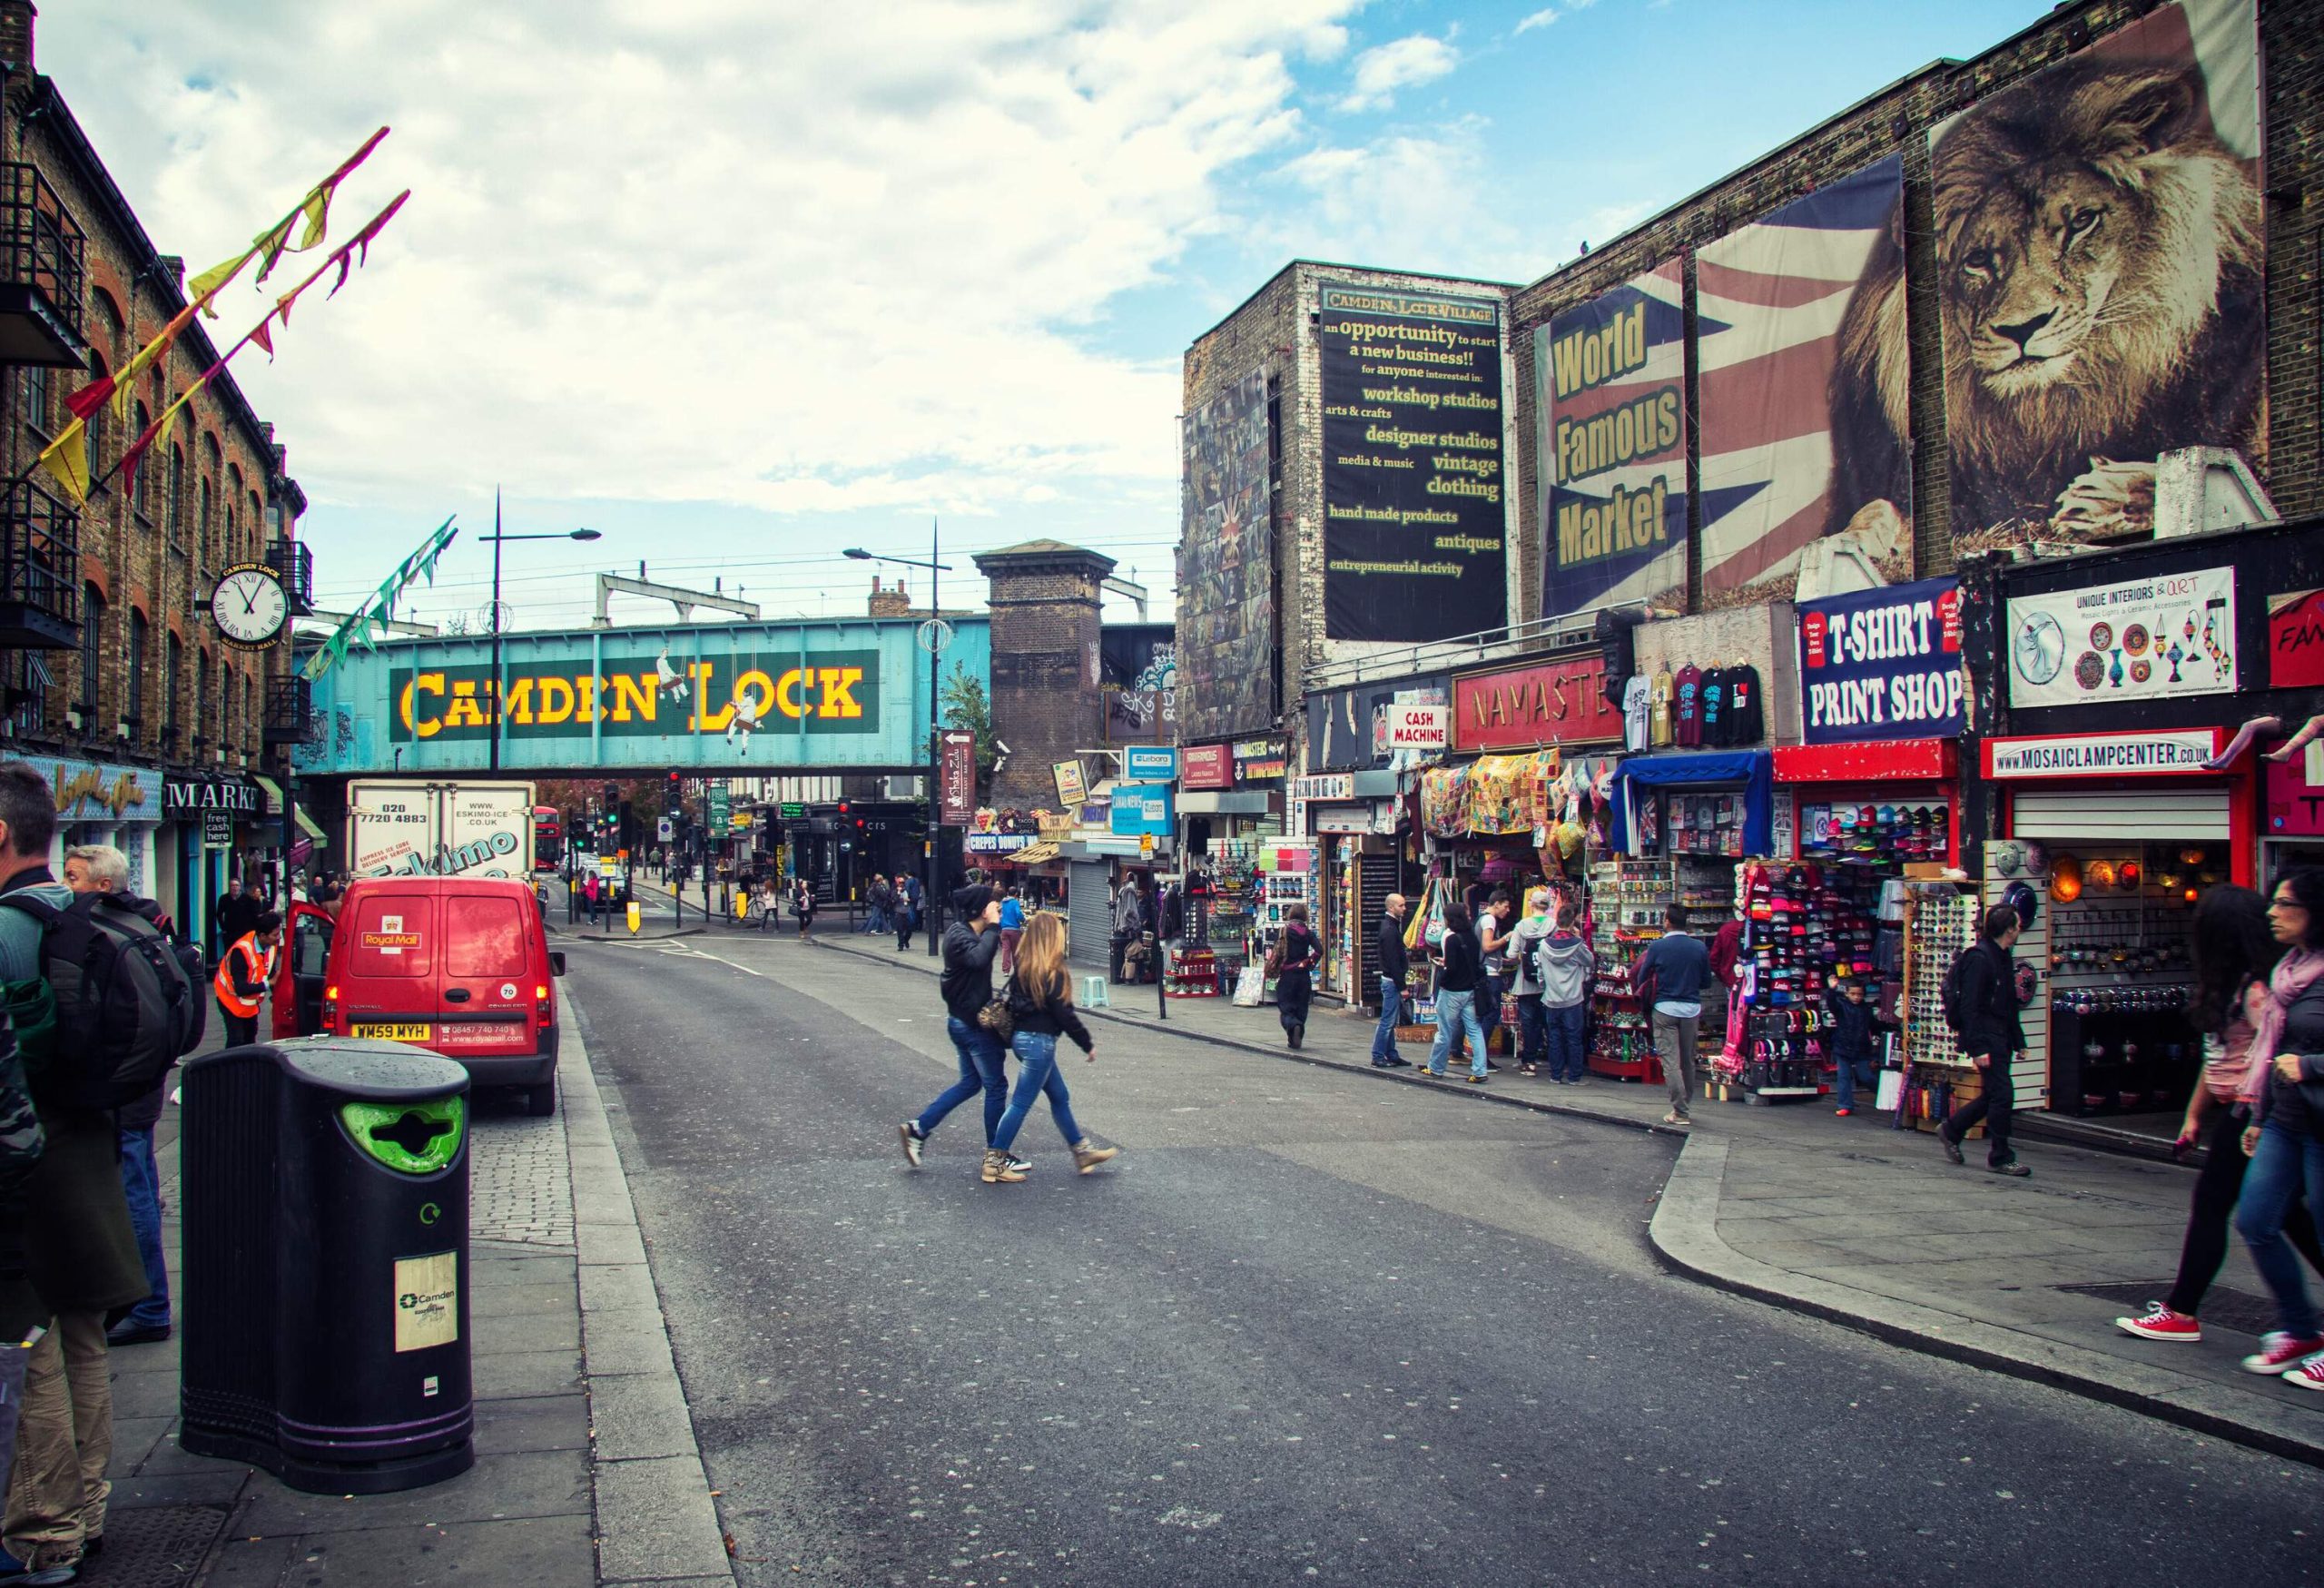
[{"xmin": 1831, "ymin": 56, "xmax": 2264, "ymax": 547}]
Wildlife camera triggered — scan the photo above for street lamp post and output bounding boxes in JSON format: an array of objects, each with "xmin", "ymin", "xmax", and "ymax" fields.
[
  {"xmin": 845, "ymin": 525, "xmax": 951, "ymax": 959},
  {"xmin": 482, "ymin": 488, "xmax": 602, "ymax": 773}
]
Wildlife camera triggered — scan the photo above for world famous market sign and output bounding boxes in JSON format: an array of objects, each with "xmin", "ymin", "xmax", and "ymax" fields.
[{"xmin": 297, "ymin": 617, "xmax": 990, "ymax": 774}]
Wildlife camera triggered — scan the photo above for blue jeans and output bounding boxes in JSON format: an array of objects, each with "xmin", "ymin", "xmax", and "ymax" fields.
[
  {"xmin": 1429, "ymin": 988, "xmax": 1488, "ymax": 1078},
  {"xmin": 994, "ymin": 1031, "xmax": 1085, "ymax": 1152},
  {"xmin": 2236, "ymin": 1118, "xmax": 2324, "ymax": 1338},
  {"xmin": 1544, "ymin": 1001, "xmax": 1586, "ymax": 1081},
  {"xmin": 117, "ymin": 1124, "xmax": 171, "ymax": 1328},
  {"xmin": 1373, "ymin": 975, "xmax": 1405, "ymax": 1060},
  {"xmin": 1514, "ymin": 994, "xmax": 1548, "ymax": 1067},
  {"xmin": 916, "ymin": 1018, "xmax": 1009, "ymax": 1145},
  {"xmin": 1832, "ymin": 1051, "xmax": 1877, "ymax": 1110}
]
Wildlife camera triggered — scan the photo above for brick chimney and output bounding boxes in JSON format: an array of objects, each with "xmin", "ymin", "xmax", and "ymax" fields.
[
  {"xmin": 0, "ymin": 4, "xmax": 35, "ymax": 71},
  {"xmin": 868, "ymin": 576, "xmax": 910, "ymax": 618}
]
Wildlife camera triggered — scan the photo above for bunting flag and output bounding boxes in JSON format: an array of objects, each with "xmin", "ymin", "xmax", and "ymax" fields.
[
  {"xmin": 116, "ymin": 190, "xmax": 410, "ymax": 496},
  {"xmin": 34, "ymin": 418, "xmax": 89, "ymax": 504},
  {"xmin": 302, "ymin": 517, "xmax": 459, "ymax": 682},
  {"xmin": 60, "ymin": 125, "xmax": 390, "ymax": 430}
]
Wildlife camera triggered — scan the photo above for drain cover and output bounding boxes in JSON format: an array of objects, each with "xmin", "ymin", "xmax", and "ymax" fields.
[
  {"xmin": 78, "ymin": 1503, "xmax": 231, "ymax": 1588},
  {"xmin": 2056, "ymin": 1279, "xmax": 2279, "ymax": 1337}
]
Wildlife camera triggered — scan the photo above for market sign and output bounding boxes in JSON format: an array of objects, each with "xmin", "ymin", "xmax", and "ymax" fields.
[
  {"xmin": 1233, "ymin": 737, "xmax": 1287, "ymax": 783},
  {"xmin": 1109, "ymin": 783, "xmax": 1174, "ymax": 837},
  {"xmin": 1795, "ymin": 577, "xmax": 1964, "ymax": 745},
  {"xmin": 965, "ymin": 832, "xmax": 1034, "ymax": 853},
  {"xmin": 1179, "ymin": 744, "xmax": 1233, "ymax": 790},
  {"xmin": 1983, "ymin": 727, "xmax": 2223, "ymax": 779},
  {"xmin": 1052, "ymin": 760, "xmax": 1088, "ymax": 806},
  {"xmin": 1452, "ymin": 653, "xmax": 1620, "ymax": 752},
  {"xmin": 162, "ymin": 774, "xmax": 262, "ymax": 817},
  {"xmin": 1386, "ymin": 702, "xmax": 1449, "ymax": 753},
  {"xmin": 2004, "ymin": 565, "xmax": 2237, "ymax": 709},
  {"xmin": 939, "ymin": 729, "xmax": 977, "ymax": 825},
  {"xmin": 2269, "ymin": 587, "xmax": 2324, "ymax": 690},
  {"xmin": 1122, "ymin": 745, "xmax": 1179, "ymax": 782}
]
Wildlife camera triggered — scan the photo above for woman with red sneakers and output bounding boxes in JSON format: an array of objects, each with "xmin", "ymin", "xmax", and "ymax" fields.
[
  {"xmin": 2117, "ymin": 886, "xmax": 2322, "ymax": 1346},
  {"xmin": 2224, "ymin": 871, "xmax": 2324, "ymax": 1387}
]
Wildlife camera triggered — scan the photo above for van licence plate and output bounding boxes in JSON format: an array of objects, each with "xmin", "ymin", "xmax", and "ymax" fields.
[{"xmin": 352, "ymin": 1023, "xmax": 432, "ymax": 1041}]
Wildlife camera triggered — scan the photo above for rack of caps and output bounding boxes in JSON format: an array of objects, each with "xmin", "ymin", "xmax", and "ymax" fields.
[
  {"xmin": 1799, "ymin": 801, "xmax": 1950, "ymax": 863},
  {"xmin": 1736, "ymin": 860, "xmax": 1879, "ymax": 1010}
]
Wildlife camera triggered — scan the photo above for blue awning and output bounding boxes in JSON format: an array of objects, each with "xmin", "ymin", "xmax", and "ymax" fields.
[{"xmin": 1609, "ymin": 750, "xmax": 1774, "ymax": 857}]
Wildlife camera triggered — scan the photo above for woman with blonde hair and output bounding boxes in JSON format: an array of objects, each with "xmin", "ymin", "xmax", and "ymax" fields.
[{"xmin": 989, "ymin": 912, "xmax": 1119, "ymax": 1184}]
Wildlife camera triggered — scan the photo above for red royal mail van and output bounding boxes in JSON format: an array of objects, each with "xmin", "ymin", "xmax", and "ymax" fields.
[{"xmin": 318, "ymin": 876, "xmax": 567, "ymax": 1114}]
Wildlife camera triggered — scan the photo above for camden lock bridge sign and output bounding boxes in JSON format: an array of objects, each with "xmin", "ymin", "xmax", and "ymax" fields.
[{"xmin": 293, "ymin": 617, "xmax": 991, "ymax": 775}]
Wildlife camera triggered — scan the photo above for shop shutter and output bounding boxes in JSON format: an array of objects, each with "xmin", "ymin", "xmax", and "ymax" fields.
[
  {"xmin": 2010, "ymin": 788, "xmax": 2230, "ymax": 842},
  {"xmin": 1068, "ymin": 861, "xmax": 1112, "ymax": 967}
]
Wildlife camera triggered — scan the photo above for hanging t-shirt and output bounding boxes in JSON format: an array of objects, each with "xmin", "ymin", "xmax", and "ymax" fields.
[
  {"xmin": 1672, "ymin": 664, "xmax": 1703, "ymax": 746},
  {"xmin": 1649, "ymin": 667, "xmax": 1674, "ymax": 747},
  {"xmin": 1699, "ymin": 667, "xmax": 1729, "ymax": 745},
  {"xmin": 1621, "ymin": 673, "xmax": 1651, "ymax": 752},
  {"xmin": 1726, "ymin": 665, "xmax": 1764, "ymax": 745}
]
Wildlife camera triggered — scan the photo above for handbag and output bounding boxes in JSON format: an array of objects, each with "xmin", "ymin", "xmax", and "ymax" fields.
[{"xmin": 977, "ymin": 975, "xmax": 1016, "ymax": 1041}]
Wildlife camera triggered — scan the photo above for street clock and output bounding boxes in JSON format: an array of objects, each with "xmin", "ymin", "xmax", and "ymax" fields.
[{"xmin": 210, "ymin": 561, "xmax": 290, "ymax": 652}]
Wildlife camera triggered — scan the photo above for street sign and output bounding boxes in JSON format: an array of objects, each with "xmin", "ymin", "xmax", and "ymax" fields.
[
  {"xmin": 1139, "ymin": 832, "xmax": 1155, "ymax": 855},
  {"xmin": 708, "ymin": 785, "xmax": 730, "ymax": 829},
  {"xmin": 656, "ymin": 816, "xmax": 675, "ymax": 843},
  {"xmin": 940, "ymin": 728, "xmax": 977, "ymax": 825},
  {"xmin": 778, "ymin": 802, "xmax": 804, "ymax": 819},
  {"xmin": 1123, "ymin": 745, "xmax": 1178, "ymax": 781},
  {"xmin": 202, "ymin": 809, "xmax": 234, "ymax": 847}
]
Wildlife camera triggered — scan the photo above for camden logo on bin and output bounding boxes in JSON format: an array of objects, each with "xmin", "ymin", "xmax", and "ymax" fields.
[{"xmin": 389, "ymin": 651, "xmax": 881, "ymax": 741}]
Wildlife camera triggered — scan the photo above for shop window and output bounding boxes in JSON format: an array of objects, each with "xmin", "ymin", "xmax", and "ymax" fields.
[
  {"xmin": 78, "ymin": 587, "xmax": 103, "ymax": 715},
  {"xmin": 125, "ymin": 607, "xmax": 148, "ymax": 729},
  {"xmin": 164, "ymin": 633, "xmax": 182, "ymax": 746}
]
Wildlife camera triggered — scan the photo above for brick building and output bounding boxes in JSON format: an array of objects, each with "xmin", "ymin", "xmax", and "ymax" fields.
[{"xmin": 0, "ymin": 1, "xmax": 311, "ymax": 947}]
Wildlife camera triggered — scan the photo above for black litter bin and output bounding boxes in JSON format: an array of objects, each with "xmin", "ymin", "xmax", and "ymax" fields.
[{"xmin": 180, "ymin": 1038, "xmax": 475, "ymax": 1494}]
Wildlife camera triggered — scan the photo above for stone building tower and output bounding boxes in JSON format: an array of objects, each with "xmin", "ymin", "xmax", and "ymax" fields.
[{"xmin": 971, "ymin": 539, "xmax": 1116, "ymax": 811}]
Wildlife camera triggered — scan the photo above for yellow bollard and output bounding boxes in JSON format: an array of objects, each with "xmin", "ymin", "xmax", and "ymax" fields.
[{"xmin": 626, "ymin": 900, "xmax": 641, "ymax": 935}]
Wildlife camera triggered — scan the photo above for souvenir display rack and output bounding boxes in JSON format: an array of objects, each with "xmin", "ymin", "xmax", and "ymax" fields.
[
  {"xmin": 1894, "ymin": 885, "xmax": 1980, "ymax": 1134},
  {"xmin": 1586, "ymin": 858, "xmax": 1669, "ymax": 1082}
]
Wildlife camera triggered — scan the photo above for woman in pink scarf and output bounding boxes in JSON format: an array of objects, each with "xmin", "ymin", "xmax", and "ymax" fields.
[
  {"xmin": 2230, "ymin": 870, "xmax": 2324, "ymax": 1386},
  {"xmin": 2115, "ymin": 887, "xmax": 2321, "ymax": 1343}
]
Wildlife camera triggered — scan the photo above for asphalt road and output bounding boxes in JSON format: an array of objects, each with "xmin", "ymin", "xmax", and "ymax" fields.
[{"xmin": 563, "ymin": 931, "xmax": 2319, "ymax": 1587}]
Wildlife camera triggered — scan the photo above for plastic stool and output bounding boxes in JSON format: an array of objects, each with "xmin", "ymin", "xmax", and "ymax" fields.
[{"xmin": 1079, "ymin": 976, "xmax": 1111, "ymax": 1008}]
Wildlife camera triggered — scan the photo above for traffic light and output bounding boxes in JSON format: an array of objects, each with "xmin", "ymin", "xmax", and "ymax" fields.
[
  {"xmin": 602, "ymin": 781, "xmax": 619, "ymax": 812},
  {"xmin": 837, "ymin": 801, "xmax": 850, "ymax": 814}
]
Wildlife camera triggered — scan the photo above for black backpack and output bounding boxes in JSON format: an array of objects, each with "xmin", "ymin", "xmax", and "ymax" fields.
[
  {"xmin": 0, "ymin": 890, "xmax": 208, "ymax": 1110},
  {"xmin": 1941, "ymin": 945, "xmax": 1975, "ymax": 1033}
]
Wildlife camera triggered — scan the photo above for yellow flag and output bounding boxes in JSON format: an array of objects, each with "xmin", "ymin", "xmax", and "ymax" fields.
[
  {"xmin": 184, "ymin": 243, "xmax": 260, "ymax": 316},
  {"xmin": 36, "ymin": 417, "xmax": 89, "ymax": 505}
]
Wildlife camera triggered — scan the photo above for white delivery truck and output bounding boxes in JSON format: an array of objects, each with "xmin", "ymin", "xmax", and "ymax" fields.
[{"xmin": 346, "ymin": 779, "xmax": 537, "ymax": 879}]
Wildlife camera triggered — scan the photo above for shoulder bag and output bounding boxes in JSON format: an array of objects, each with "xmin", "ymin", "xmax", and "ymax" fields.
[{"xmin": 977, "ymin": 975, "xmax": 1016, "ymax": 1042}]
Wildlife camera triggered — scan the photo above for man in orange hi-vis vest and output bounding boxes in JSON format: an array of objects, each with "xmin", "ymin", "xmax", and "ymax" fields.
[{"xmin": 212, "ymin": 909, "xmax": 283, "ymax": 1049}]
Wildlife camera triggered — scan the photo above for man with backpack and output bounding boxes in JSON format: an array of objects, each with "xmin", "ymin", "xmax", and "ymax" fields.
[
  {"xmin": 1533, "ymin": 900, "xmax": 1596, "ymax": 1086},
  {"xmin": 61, "ymin": 847, "xmax": 186, "ymax": 1349},
  {"xmin": 1937, "ymin": 903, "xmax": 2033, "ymax": 1177},
  {"xmin": 0, "ymin": 762, "xmax": 157, "ymax": 1583},
  {"xmin": 212, "ymin": 910, "xmax": 283, "ymax": 1050}
]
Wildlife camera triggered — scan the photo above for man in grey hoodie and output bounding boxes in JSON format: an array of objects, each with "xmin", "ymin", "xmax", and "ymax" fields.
[
  {"xmin": 1534, "ymin": 900, "xmax": 1595, "ymax": 1084},
  {"xmin": 1507, "ymin": 888, "xmax": 1555, "ymax": 1076}
]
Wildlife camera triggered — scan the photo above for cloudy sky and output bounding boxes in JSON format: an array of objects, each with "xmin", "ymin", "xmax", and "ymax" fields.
[{"xmin": 48, "ymin": 0, "xmax": 2039, "ymax": 635}]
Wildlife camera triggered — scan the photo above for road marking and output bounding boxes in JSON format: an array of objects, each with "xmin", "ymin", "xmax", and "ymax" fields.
[{"xmin": 652, "ymin": 944, "xmax": 766, "ymax": 978}]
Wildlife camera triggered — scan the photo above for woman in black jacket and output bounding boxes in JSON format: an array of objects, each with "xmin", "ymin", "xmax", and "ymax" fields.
[
  {"xmin": 1274, "ymin": 902, "xmax": 1322, "ymax": 1049},
  {"xmin": 988, "ymin": 914, "xmax": 1118, "ymax": 1185},
  {"xmin": 1426, "ymin": 902, "xmax": 1490, "ymax": 1083}
]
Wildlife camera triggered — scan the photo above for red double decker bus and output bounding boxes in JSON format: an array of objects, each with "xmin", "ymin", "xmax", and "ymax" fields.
[{"xmin": 533, "ymin": 805, "xmax": 563, "ymax": 870}]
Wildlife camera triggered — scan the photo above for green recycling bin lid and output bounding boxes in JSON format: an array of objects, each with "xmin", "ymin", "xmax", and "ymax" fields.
[{"xmin": 340, "ymin": 1096, "xmax": 467, "ymax": 1175}]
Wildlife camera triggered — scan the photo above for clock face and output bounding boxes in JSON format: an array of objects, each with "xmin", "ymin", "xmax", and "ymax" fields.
[{"xmin": 212, "ymin": 565, "xmax": 289, "ymax": 650}]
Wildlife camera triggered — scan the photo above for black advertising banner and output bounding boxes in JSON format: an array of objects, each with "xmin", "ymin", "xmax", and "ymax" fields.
[
  {"xmin": 1176, "ymin": 371, "xmax": 1275, "ymax": 741},
  {"xmin": 1317, "ymin": 282, "xmax": 1506, "ymax": 643}
]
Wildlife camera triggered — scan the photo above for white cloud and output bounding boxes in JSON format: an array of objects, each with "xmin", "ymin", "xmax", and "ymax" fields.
[
  {"xmin": 40, "ymin": 0, "xmax": 1366, "ymax": 536},
  {"xmin": 1337, "ymin": 34, "xmax": 1460, "ymax": 113},
  {"xmin": 1266, "ymin": 119, "xmax": 1541, "ymax": 284},
  {"xmin": 1513, "ymin": 8, "xmax": 1560, "ymax": 35}
]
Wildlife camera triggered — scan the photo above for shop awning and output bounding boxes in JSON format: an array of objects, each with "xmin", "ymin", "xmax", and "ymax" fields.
[
  {"xmin": 1009, "ymin": 841, "xmax": 1062, "ymax": 866},
  {"xmin": 294, "ymin": 806, "xmax": 327, "ymax": 841},
  {"xmin": 1610, "ymin": 749, "xmax": 1773, "ymax": 856},
  {"xmin": 1177, "ymin": 791, "xmax": 1271, "ymax": 814},
  {"xmin": 251, "ymin": 774, "xmax": 283, "ymax": 815},
  {"xmin": 1773, "ymin": 739, "xmax": 1955, "ymax": 784}
]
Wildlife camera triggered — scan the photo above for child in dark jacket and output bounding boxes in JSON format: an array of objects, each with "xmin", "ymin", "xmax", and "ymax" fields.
[{"xmin": 1827, "ymin": 976, "xmax": 1879, "ymax": 1116}]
